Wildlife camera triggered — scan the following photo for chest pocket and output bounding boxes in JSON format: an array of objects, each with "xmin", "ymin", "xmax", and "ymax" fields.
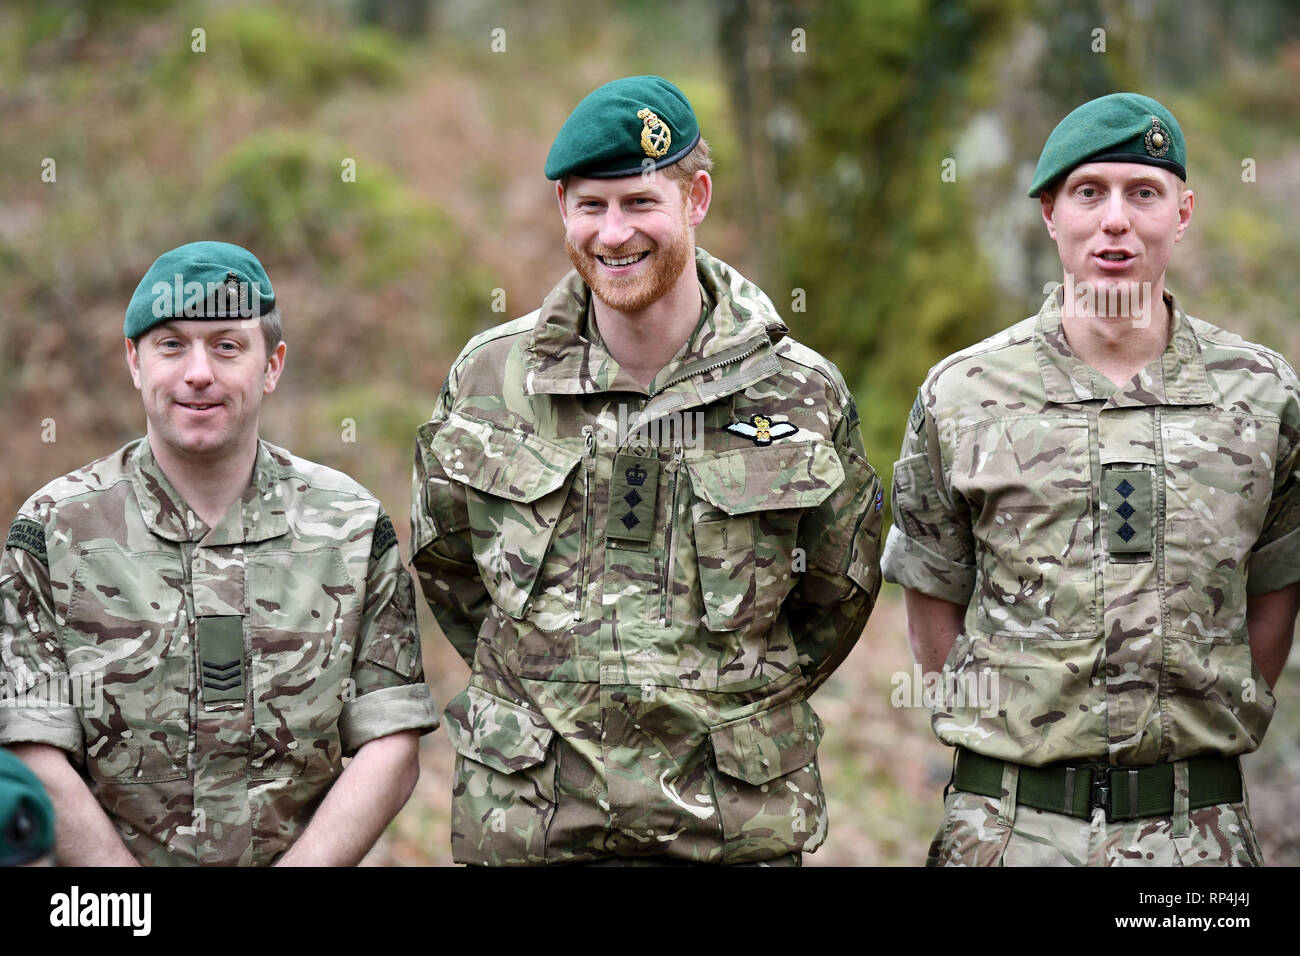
[
  {"xmin": 64, "ymin": 550, "xmax": 190, "ymax": 783},
  {"xmin": 429, "ymin": 413, "xmax": 584, "ymax": 631},
  {"xmin": 247, "ymin": 548, "xmax": 357, "ymax": 778},
  {"xmin": 956, "ymin": 415, "xmax": 1097, "ymax": 638},
  {"xmin": 1162, "ymin": 410, "xmax": 1277, "ymax": 644},
  {"xmin": 685, "ymin": 442, "xmax": 843, "ymax": 633}
]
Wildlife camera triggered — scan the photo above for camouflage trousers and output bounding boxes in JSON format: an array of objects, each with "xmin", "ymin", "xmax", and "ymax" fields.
[{"xmin": 927, "ymin": 761, "xmax": 1264, "ymax": 867}]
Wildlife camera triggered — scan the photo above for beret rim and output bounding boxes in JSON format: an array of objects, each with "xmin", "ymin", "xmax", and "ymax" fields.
[
  {"xmin": 571, "ymin": 129, "xmax": 703, "ymax": 180},
  {"xmin": 1030, "ymin": 153, "xmax": 1188, "ymax": 197}
]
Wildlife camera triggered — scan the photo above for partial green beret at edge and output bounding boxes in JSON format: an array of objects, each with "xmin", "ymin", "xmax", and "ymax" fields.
[
  {"xmin": 546, "ymin": 74, "xmax": 702, "ymax": 180},
  {"xmin": 1029, "ymin": 92, "xmax": 1187, "ymax": 197},
  {"xmin": 124, "ymin": 240, "xmax": 275, "ymax": 339},
  {"xmin": 0, "ymin": 748, "xmax": 55, "ymax": 866}
]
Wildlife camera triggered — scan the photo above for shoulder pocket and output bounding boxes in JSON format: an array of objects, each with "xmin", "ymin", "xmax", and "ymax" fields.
[{"xmin": 430, "ymin": 413, "xmax": 583, "ymax": 621}]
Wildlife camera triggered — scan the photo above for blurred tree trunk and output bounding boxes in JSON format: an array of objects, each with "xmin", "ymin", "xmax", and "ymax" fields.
[
  {"xmin": 356, "ymin": 0, "xmax": 431, "ymax": 36},
  {"xmin": 716, "ymin": 0, "xmax": 786, "ymax": 285}
]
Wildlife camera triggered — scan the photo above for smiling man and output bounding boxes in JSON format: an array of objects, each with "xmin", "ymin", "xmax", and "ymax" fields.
[
  {"xmin": 884, "ymin": 93, "xmax": 1300, "ymax": 866},
  {"xmin": 0, "ymin": 241, "xmax": 439, "ymax": 866},
  {"xmin": 412, "ymin": 76, "xmax": 883, "ymax": 865}
]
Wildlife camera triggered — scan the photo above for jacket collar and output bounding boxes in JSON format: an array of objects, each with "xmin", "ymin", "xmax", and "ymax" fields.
[
  {"xmin": 1033, "ymin": 287, "xmax": 1213, "ymax": 408},
  {"xmin": 131, "ymin": 439, "xmax": 290, "ymax": 545}
]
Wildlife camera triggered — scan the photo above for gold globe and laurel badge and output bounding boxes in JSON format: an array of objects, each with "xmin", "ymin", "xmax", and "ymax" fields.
[
  {"xmin": 1144, "ymin": 116, "xmax": 1169, "ymax": 157},
  {"xmin": 638, "ymin": 107, "xmax": 671, "ymax": 158}
]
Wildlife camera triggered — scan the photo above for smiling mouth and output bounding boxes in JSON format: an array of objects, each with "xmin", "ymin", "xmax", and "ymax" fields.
[
  {"xmin": 597, "ymin": 251, "xmax": 649, "ymax": 267},
  {"xmin": 178, "ymin": 402, "xmax": 220, "ymax": 410},
  {"xmin": 1098, "ymin": 252, "xmax": 1134, "ymax": 261}
]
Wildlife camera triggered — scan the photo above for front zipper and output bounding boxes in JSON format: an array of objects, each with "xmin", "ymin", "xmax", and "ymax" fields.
[
  {"xmin": 640, "ymin": 334, "xmax": 767, "ymax": 626},
  {"xmin": 648, "ymin": 339, "xmax": 766, "ymax": 397},
  {"xmin": 574, "ymin": 424, "xmax": 596, "ymax": 622},
  {"xmin": 659, "ymin": 440, "xmax": 685, "ymax": 628}
]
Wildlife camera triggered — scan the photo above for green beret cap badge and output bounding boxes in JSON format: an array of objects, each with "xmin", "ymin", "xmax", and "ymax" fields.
[
  {"xmin": 1029, "ymin": 92, "xmax": 1186, "ymax": 197},
  {"xmin": 124, "ymin": 240, "xmax": 275, "ymax": 340},
  {"xmin": 545, "ymin": 75, "xmax": 701, "ymax": 180},
  {"xmin": 1144, "ymin": 116, "xmax": 1169, "ymax": 156}
]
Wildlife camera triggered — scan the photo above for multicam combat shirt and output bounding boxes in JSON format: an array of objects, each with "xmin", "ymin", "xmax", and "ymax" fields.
[
  {"xmin": 0, "ymin": 439, "xmax": 438, "ymax": 865},
  {"xmin": 412, "ymin": 248, "xmax": 883, "ymax": 864},
  {"xmin": 883, "ymin": 291, "xmax": 1300, "ymax": 767}
]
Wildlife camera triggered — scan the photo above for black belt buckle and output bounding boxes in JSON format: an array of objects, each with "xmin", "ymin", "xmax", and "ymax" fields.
[{"xmin": 1089, "ymin": 765, "xmax": 1112, "ymax": 821}]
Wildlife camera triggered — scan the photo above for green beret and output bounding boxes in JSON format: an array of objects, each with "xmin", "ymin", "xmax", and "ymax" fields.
[
  {"xmin": 545, "ymin": 75, "xmax": 702, "ymax": 180},
  {"xmin": 1029, "ymin": 92, "xmax": 1186, "ymax": 197},
  {"xmin": 0, "ymin": 748, "xmax": 54, "ymax": 866},
  {"xmin": 124, "ymin": 240, "xmax": 275, "ymax": 339}
]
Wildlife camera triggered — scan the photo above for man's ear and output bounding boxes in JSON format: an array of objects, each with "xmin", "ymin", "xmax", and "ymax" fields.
[
  {"xmin": 1040, "ymin": 191, "xmax": 1058, "ymax": 240},
  {"xmin": 686, "ymin": 171, "xmax": 712, "ymax": 227},
  {"xmin": 1174, "ymin": 187, "xmax": 1194, "ymax": 243},
  {"xmin": 125, "ymin": 337, "xmax": 142, "ymax": 390},
  {"xmin": 556, "ymin": 180, "xmax": 568, "ymax": 224},
  {"xmin": 263, "ymin": 340, "xmax": 287, "ymax": 396}
]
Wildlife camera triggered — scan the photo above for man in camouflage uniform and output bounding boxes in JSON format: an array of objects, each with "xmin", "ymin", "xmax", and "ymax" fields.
[
  {"xmin": 884, "ymin": 93, "xmax": 1300, "ymax": 866},
  {"xmin": 0, "ymin": 241, "xmax": 439, "ymax": 866},
  {"xmin": 412, "ymin": 76, "xmax": 883, "ymax": 865}
]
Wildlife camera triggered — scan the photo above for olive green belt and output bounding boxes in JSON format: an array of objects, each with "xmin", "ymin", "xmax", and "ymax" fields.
[{"xmin": 951, "ymin": 749, "xmax": 1242, "ymax": 822}]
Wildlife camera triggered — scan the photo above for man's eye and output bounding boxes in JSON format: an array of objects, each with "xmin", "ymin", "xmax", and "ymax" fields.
[
  {"xmin": 1137, "ymin": 188, "xmax": 1155, "ymax": 199},
  {"xmin": 1079, "ymin": 187, "xmax": 1097, "ymax": 198}
]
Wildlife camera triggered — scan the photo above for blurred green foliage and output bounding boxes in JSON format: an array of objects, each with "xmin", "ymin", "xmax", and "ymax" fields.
[{"xmin": 1, "ymin": 0, "xmax": 1298, "ymax": 866}]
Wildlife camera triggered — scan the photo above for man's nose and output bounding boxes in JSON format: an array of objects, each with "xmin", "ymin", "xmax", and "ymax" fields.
[
  {"xmin": 1100, "ymin": 192, "xmax": 1131, "ymax": 234},
  {"xmin": 183, "ymin": 347, "xmax": 214, "ymax": 387},
  {"xmin": 598, "ymin": 206, "xmax": 635, "ymax": 250}
]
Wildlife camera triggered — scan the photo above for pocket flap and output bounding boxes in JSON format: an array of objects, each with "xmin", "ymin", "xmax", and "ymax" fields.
[
  {"xmin": 444, "ymin": 685, "xmax": 555, "ymax": 775},
  {"xmin": 430, "ymin": 412, "xmax": 582, "ymax": 502},
  {"xmin": 710, "ymin": 698, "xmax": 821, "ymax": 785},
  {"xmin": 686, "ymin": 441, "xmax": 844, "ymax": 515}
]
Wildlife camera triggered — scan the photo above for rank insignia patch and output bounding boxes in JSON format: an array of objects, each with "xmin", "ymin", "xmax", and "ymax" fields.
[
  {"xmin": 608, "ymin": 453, "xmax": 658, "ymax": 549},
  {"xmin": 726, "ymin": 415, "xmax": 797, "ymax": 446}
]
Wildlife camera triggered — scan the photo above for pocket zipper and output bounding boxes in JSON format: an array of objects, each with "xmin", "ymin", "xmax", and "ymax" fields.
[
  {"xmin": 575, "ymin": 425, "xmax": 596, "ymax": 622},
  {"xmin": 659, "ymin": 440, "xmax": 685, "ymax": 628}
]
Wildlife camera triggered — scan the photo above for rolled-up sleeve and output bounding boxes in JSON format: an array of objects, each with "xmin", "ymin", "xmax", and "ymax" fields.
[
  {"xmin": 1248, "ymin": 381, "xmax": 1300, "ymax": 595},
  {"xmin": 344, "ymin": 509, "xmax": 439, "ymax": 755},
  {"xmin": 0, "ymin": 516, "xmax": 86, "ymax": 762},
  {"xmin": 881, "ymin": 390, "xmax": 976, "ymax": 605}
]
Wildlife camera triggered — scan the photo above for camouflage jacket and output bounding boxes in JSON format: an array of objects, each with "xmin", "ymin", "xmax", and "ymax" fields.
[
  {"xmin": 883, "ymin": 291, "xmax": 1300, "ymax": 767},
  {"xmin": 0, "ymin": 439, "xmax": 438, "ymax": 866},
  {"xmin": 412, "ymin": 248, "xmax": 882, "ymax": 864}
]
